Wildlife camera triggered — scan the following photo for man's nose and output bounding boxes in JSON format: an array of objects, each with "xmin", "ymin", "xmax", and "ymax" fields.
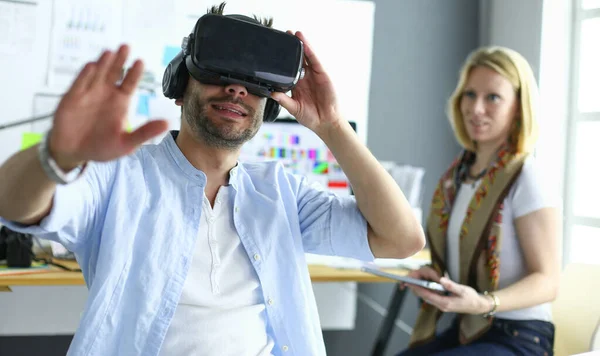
[{"xmin": 224, "ymin": 83, "xmax": 248, "ymax": 98}]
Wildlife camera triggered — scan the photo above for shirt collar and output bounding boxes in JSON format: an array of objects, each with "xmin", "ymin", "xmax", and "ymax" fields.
[{"xmin": 161, "ymin": 131, "xmax": 242, "ymax": 188}]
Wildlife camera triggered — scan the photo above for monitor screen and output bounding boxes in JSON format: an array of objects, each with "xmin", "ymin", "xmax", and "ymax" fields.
[{"xmin": 240, "ymin": 118, "xmax": 356, "ymax": 196}]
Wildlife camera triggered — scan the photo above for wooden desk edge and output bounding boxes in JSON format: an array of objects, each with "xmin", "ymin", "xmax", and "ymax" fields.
[
  {"xmin": 1, "ymin": 250, "xmax": 430, "ymax": 288},
  {"xmin": 0, "ymin": 267, "xmax": 409, "ymax": 286},
  {"xmin": 0, "ymin": 259, "xmax": 85, "ymax": 288}
]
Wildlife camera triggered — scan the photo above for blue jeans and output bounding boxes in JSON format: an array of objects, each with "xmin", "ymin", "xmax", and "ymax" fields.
[{"xmin": 396, "ymin": 318, "xmax": 555, "ymax": 356}]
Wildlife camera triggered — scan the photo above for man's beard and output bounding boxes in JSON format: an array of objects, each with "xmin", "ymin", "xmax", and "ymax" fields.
[{"xmin": 183, "ymin": 93, "xmax": 263, "ymax": 150}]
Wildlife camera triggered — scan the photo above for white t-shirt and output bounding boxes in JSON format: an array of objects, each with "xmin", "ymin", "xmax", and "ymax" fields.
[
  {"xmin": 159, "ymin": 186, "xmax": 274, "ymax": 355},
  {"xmin": 446, "ymin": 157, "xmax": 560, "ymax": 321}
]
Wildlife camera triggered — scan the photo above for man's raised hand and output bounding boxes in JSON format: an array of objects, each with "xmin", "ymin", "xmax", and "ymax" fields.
[{"xmin": 49, "ymin": 44, "xmax": 168, "ymax": 170}]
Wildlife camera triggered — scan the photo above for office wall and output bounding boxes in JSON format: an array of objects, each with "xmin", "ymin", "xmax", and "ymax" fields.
[
  {"xmin": 479, "ymin": 0, "xmax": 544, "ymax": 78},
  {"xmin": 322, "ymin": 0, "xmax": 478, "ymax": 355}
]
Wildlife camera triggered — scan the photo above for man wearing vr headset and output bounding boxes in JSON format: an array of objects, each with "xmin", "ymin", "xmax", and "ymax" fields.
[{"xmin": 0, "ymin": 3, "xmax": 424, "ymax": 356}]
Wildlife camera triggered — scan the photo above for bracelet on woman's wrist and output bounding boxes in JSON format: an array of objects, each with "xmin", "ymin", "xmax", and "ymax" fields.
[{"xmin": 482, "ymin": 291, "xmax": 499, "ymax": 317}]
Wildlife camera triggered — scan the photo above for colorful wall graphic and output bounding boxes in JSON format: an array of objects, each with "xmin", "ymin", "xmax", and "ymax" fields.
[{"xmin": 240, "ymin": 120, "xmax": 353, "ymax": 196}]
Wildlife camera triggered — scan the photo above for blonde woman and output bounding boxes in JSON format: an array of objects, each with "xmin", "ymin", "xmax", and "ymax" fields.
[{"xmin": 397, "ymin": 47, "xmax": 561, "ymax": 355}]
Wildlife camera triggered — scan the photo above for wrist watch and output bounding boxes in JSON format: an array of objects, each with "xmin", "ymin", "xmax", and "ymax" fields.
[
  {"xmin": 38, "ymin": 130, "xmax": 87, "ymax": 185},
  {"xmin": 482, "ymin": 291, "xmax": 500, "ymax": 318}
]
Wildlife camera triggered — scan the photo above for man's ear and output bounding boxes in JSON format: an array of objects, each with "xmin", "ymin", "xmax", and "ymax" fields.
[{"xmin": 175, "ymin": 98, "xmax": 183, "ymax": 106}]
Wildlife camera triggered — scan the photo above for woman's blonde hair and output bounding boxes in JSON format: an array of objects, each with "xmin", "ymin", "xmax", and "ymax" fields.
[{"xmin": 447, "ymin": 46, "xmax": 539, "ymax": 153}]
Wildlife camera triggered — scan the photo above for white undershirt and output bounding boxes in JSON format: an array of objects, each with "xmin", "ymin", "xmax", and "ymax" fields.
[
  {"xmin": 447, "ymin": 157, "xmax": 559, "ymax": 321},
  {"xmin": 159, "ymin": 186, "xmax": 274, "ymax": 356}
]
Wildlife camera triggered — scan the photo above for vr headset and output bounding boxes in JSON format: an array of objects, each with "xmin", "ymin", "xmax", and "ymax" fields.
[{"xmin": 163, "ymin": 14, "xmax": 305, "ymax": 122}]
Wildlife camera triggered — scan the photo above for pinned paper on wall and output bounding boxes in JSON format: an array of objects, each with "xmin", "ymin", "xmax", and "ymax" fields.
[
  {"xmin": 21, "ymin": 133, "xmax": 43, "ymax": 150},
  {"xmin": 122, "ymin": 0, "xmax": 176, "ymax": 76},
  {"xmin": 0, "ymin": 0, "xmax": 37, "ymax": 56},
  {"xmin": 136, "ymin": 93, "xmax": 151, "ymax": 116},
  {"xmin": 47, "ymin": 0, "xmax": 123, "ymax": 90},
  {"xmin": 162, "ymin": 46, "xmax": 180, "ymax": 66}
]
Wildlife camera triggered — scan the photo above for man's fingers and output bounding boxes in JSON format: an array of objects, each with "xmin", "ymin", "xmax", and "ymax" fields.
[
  {"xmin": 120, "ymin": 59, "xmax": 144, "ymax": 95},
  {"xmin": 91, "ymin": 50, "xmax": 115, "ymax": 86},
  {"xmin": 123, "ymin": 119, "xmax": 169, "ymax": 150},
  {"xmin": 70, "ymin": 62, "xmax": 97, "ymax": 93},
  {"xmin": 107, "ymin": 44, "xmax": 130, "ymax": 85},
  {"xmin": 295, "ymin": 31, "xmax": 324, "ymax": 73},
  {"xmin": 271, "ymin": 92, "xmax": 299, "ymax": 117}
]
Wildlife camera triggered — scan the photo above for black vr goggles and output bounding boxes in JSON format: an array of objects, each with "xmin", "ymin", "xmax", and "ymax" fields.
[{"xmin": 162, "ymin": 14, "xmax": 305, "ymax": 122}]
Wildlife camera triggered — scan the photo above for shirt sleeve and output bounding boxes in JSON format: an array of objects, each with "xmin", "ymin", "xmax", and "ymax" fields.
[
  {"xmin": 294, "ymin": 176, "xmax": 374, "ymax": 262},
  {"xmin": 510, "ymin": 157, "xmax": 562, "ymax": 219},
  {"xmin": 0, "ymin": 162, "xmax": 113, "ymax": 253}
]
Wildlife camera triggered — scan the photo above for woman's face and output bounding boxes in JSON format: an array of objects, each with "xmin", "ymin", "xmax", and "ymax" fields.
[{"xmin": 460, "ymin": 66, "xmax": 519, "ymax": 149}]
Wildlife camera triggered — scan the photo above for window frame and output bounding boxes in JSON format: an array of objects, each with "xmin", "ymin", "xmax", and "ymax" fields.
[{"xmin": 563, "ymin": 0, "xmax": 600, "ymax": 264}]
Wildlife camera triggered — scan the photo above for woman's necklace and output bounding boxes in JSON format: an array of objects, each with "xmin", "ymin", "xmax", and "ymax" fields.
[{"xmin": 467, "ymin": 167, "xmax": 487, "ymax": 187}]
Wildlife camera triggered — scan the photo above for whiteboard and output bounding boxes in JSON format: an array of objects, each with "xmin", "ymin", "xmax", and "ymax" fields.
[{"xmin": 0, "ymin": 0, "xmax": 374, "ymax": 164}]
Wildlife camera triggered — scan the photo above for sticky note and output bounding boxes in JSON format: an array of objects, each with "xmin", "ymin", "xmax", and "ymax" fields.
[
  {"xmin": 21, "ymin": 133, "xmax": 43, "ymax": 150},
  {"xmin": 312, "ymin": 162, "xmax": 329, "ymax": 174},
  {"xmin": 162, "ymin": 46, "xmax": 180, "ymax": 66}
]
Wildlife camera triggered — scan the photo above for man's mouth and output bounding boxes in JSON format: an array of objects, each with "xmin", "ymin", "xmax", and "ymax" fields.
[{"xmin": 211, "ymin": 104, "xmax": 248, "ymax": 117}]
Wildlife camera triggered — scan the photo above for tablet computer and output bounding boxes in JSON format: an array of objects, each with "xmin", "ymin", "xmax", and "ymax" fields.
[{"xmin": 361, "ymin": 265, "xmax": 448, "ymax": 294}]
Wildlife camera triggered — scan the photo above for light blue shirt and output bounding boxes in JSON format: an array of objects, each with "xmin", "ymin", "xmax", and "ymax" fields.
[{"xmin": 0, "ymin": 131, "xmax": 374, "ymax": 356}]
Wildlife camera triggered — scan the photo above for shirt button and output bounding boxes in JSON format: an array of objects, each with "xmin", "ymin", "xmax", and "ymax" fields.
[
  {"xmin": 282, "ymin": 345, "xmax": 289, "ymax": 352},
  {"xmin": 254, "ymin": 254, "xmax": 261, "ymax": 261},
  {"xmin": 209, "ymin": 217, "xmax": 215, "ymax": 223},
  {"xmin": 268, "ymin": 298, "xmax": 274, "ymax": 306},
  {"xmin": 235, "ymin": 206, "xmax": 239, "ymax": 213}
]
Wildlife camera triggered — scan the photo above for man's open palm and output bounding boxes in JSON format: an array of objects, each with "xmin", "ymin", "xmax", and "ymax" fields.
[{"xmin": 50, "ymin": 45, "xmax": 168, "ymax": 168}]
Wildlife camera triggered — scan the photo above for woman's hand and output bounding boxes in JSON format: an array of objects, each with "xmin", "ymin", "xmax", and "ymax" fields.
[
  {"xmin": 400, "ymin": 265, "xmax": 441, "ymax": 299},
  {"xmin": 408, "ymin": 276, "xmax": 493, "ymax": 315}
]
